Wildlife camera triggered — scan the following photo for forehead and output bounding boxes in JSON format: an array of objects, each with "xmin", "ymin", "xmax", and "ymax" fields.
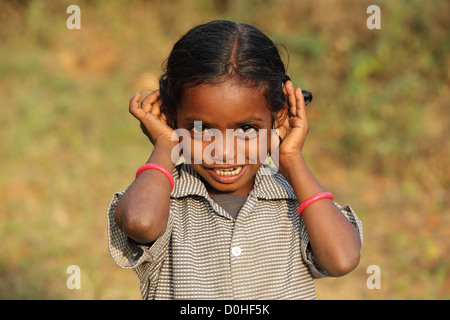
[{"xmin": 177, "ymin": 82, "xmax": 272, "ymax": 126}]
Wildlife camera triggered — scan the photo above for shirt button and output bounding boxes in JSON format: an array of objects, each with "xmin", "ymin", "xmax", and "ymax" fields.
[{"xmin": 231, "ymin": 246, "xmax": 242, "ymax": 257}]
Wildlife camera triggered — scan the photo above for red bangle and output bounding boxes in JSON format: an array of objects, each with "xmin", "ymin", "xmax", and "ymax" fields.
[
  {"xmin": 135, "ymin": 163, "xmax": 174, "ymax": 192},
  {"xmin": 297, "ymin": 192, "xmax": 334, "ymax": 216}
]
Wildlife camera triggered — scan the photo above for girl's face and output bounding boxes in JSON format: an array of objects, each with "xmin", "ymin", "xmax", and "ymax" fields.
[{"xmin": 176, "ymin": 81, "xmax": 280, "ymax": 195}]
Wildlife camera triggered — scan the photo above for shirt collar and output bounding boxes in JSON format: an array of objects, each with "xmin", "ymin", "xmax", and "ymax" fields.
[{"xmin": 171, "ymin": 163, "xmax": 297, "ymax": 201}]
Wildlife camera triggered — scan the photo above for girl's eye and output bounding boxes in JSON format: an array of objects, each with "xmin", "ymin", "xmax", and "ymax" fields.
[
  {"xmin": 235, "ymin": 126, "xmax": 257, "ymax": 139},
  {"xmin": 192, "ymin": 124, "xmax": 212, "ymax": 135},
  {"xmin": 192, "ymin": 124, "xmax": 202, "ymax": 134},
  {"xmin": 239, "ymin": 126, "xmax": 256, "ymax": 133}
]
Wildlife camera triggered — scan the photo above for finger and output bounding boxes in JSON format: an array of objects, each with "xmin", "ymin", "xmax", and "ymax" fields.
[
  {"xmin": 282, "ymin": 82, "xmax": 288, "ymax": 98},
  {"xmin": 286, "ymin": 81, "xmax": 297, "ymax": 117},
  {"xmin": 129, "ymin": 91, "xmax": 144, "ymax": 119},
  {"xmin": 141, "ymin": 90, "xmax": 161, "ymax": 116},
  {"xmin": 295, "ymin": 87, "xmax": 307, "ymax": 121}
]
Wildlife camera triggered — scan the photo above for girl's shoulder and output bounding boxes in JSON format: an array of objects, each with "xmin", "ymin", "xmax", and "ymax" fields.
[{"xmin": 253, "ymin": 164, "xmax": 297, "ymax": 201}]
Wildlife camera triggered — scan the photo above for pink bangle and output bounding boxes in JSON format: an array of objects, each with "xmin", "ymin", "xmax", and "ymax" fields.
[
  {"xmin": 135, "ymin": 163, "xmax": 174, "ymax": 192},
  {"xmin": 297, "ymin": 192, "xmax": 334, "ymax": 216}
]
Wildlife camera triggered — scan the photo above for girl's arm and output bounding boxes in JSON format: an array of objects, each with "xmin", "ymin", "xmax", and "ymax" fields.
[
  {"xmin": 279, "ymin": 154, "xmax": 361, "ymax": 276},
  {"xmin": 114, "ymin": 91, "xmax": 177, "ymax": 244},
  {"xmin": 276, "ymin": 82, "xmax": 361, "ymax": 276}
]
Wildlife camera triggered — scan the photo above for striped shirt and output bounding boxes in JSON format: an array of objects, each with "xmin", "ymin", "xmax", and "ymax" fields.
[{"xmin": 107, "ymin": 163, "xmax": 363, "ymax": 300}]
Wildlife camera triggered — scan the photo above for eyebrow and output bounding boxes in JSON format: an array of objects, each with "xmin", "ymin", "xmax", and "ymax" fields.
[
  {"xmin": 235, "ymin": 118, "xmax": 265, "ymax": 126},
  {"xmin": 181, "ymin": 116, "xmax": 265, "ymax": 127}
]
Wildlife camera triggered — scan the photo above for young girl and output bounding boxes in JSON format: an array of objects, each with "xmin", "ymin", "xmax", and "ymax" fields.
[{"xmin": 107, "ymin": 20, "xmax": 362, "ymax": 300}]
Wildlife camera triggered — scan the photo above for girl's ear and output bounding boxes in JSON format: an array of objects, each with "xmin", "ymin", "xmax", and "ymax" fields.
[
  {"xmin": 162, "ymin": 107, "xmax": 177, "ymax": 129},
  {"xmin": 272, "ymin": 106, "xmax": 288, "ymax": 129}
]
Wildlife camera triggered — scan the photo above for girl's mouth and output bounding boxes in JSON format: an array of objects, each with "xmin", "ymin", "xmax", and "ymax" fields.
[
  {"xmin": 204, "ymin": 165, "xmax": 248, "ymax": 184},
  {"xmin": 213, "ymin": 166, "xmax": 242, "ymax": 176}
]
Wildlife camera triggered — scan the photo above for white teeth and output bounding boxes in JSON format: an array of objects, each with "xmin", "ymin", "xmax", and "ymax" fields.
[{"xmin": 213, "ymin": 166, "xmax": 243, "ymax": 176}]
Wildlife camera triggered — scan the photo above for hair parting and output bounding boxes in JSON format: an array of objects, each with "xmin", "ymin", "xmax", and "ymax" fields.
[{"xmin": 158, "ymin": 20, "xmax": 311, "ymax": 128}]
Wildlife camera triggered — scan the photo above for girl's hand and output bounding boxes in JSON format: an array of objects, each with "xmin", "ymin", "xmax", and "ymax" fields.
[
  {"xmin": 276, "ymin": 81, "xmax": 309, "ymax": 161},
  {"xmin": 129, "ymin": 90, "xmax": 175, "ymax": 145}
]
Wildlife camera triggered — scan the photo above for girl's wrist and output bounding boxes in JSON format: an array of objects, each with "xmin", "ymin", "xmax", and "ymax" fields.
[
  {"xmin": 278, "ymin": 151, "xmax": 304, "ymax": 178},
  {"xmin": 279, "ymin": 152, "xmax": 325, "ymax": 199},
  {"xmin": 154, "ymin": 135, "xmax": 178, "ymax": 150},
  {"xmin": 147, "ymin": 138, "xmax": 179, "ymax": 169}
]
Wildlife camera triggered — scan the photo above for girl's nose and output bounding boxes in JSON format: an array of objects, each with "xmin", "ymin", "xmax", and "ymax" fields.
[{"xmin": 209, "ymin": 131, "xmax": 236, "ymax": 164}]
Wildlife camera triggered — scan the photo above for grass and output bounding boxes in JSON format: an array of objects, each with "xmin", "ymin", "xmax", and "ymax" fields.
[{"xmin": 0, "ymin": 0, "xmax": 449, "ymax": 299}]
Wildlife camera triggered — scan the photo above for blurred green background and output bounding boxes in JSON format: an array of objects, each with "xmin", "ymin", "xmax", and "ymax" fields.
[{"xmin": 0, "ymin": 0, "xmax": 449, "ymax": 299}]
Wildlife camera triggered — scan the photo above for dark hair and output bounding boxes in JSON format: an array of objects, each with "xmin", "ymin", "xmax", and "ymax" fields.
[{"xmin": 159, "ymin": 20, "xmax": 310, "ymax": 128}]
